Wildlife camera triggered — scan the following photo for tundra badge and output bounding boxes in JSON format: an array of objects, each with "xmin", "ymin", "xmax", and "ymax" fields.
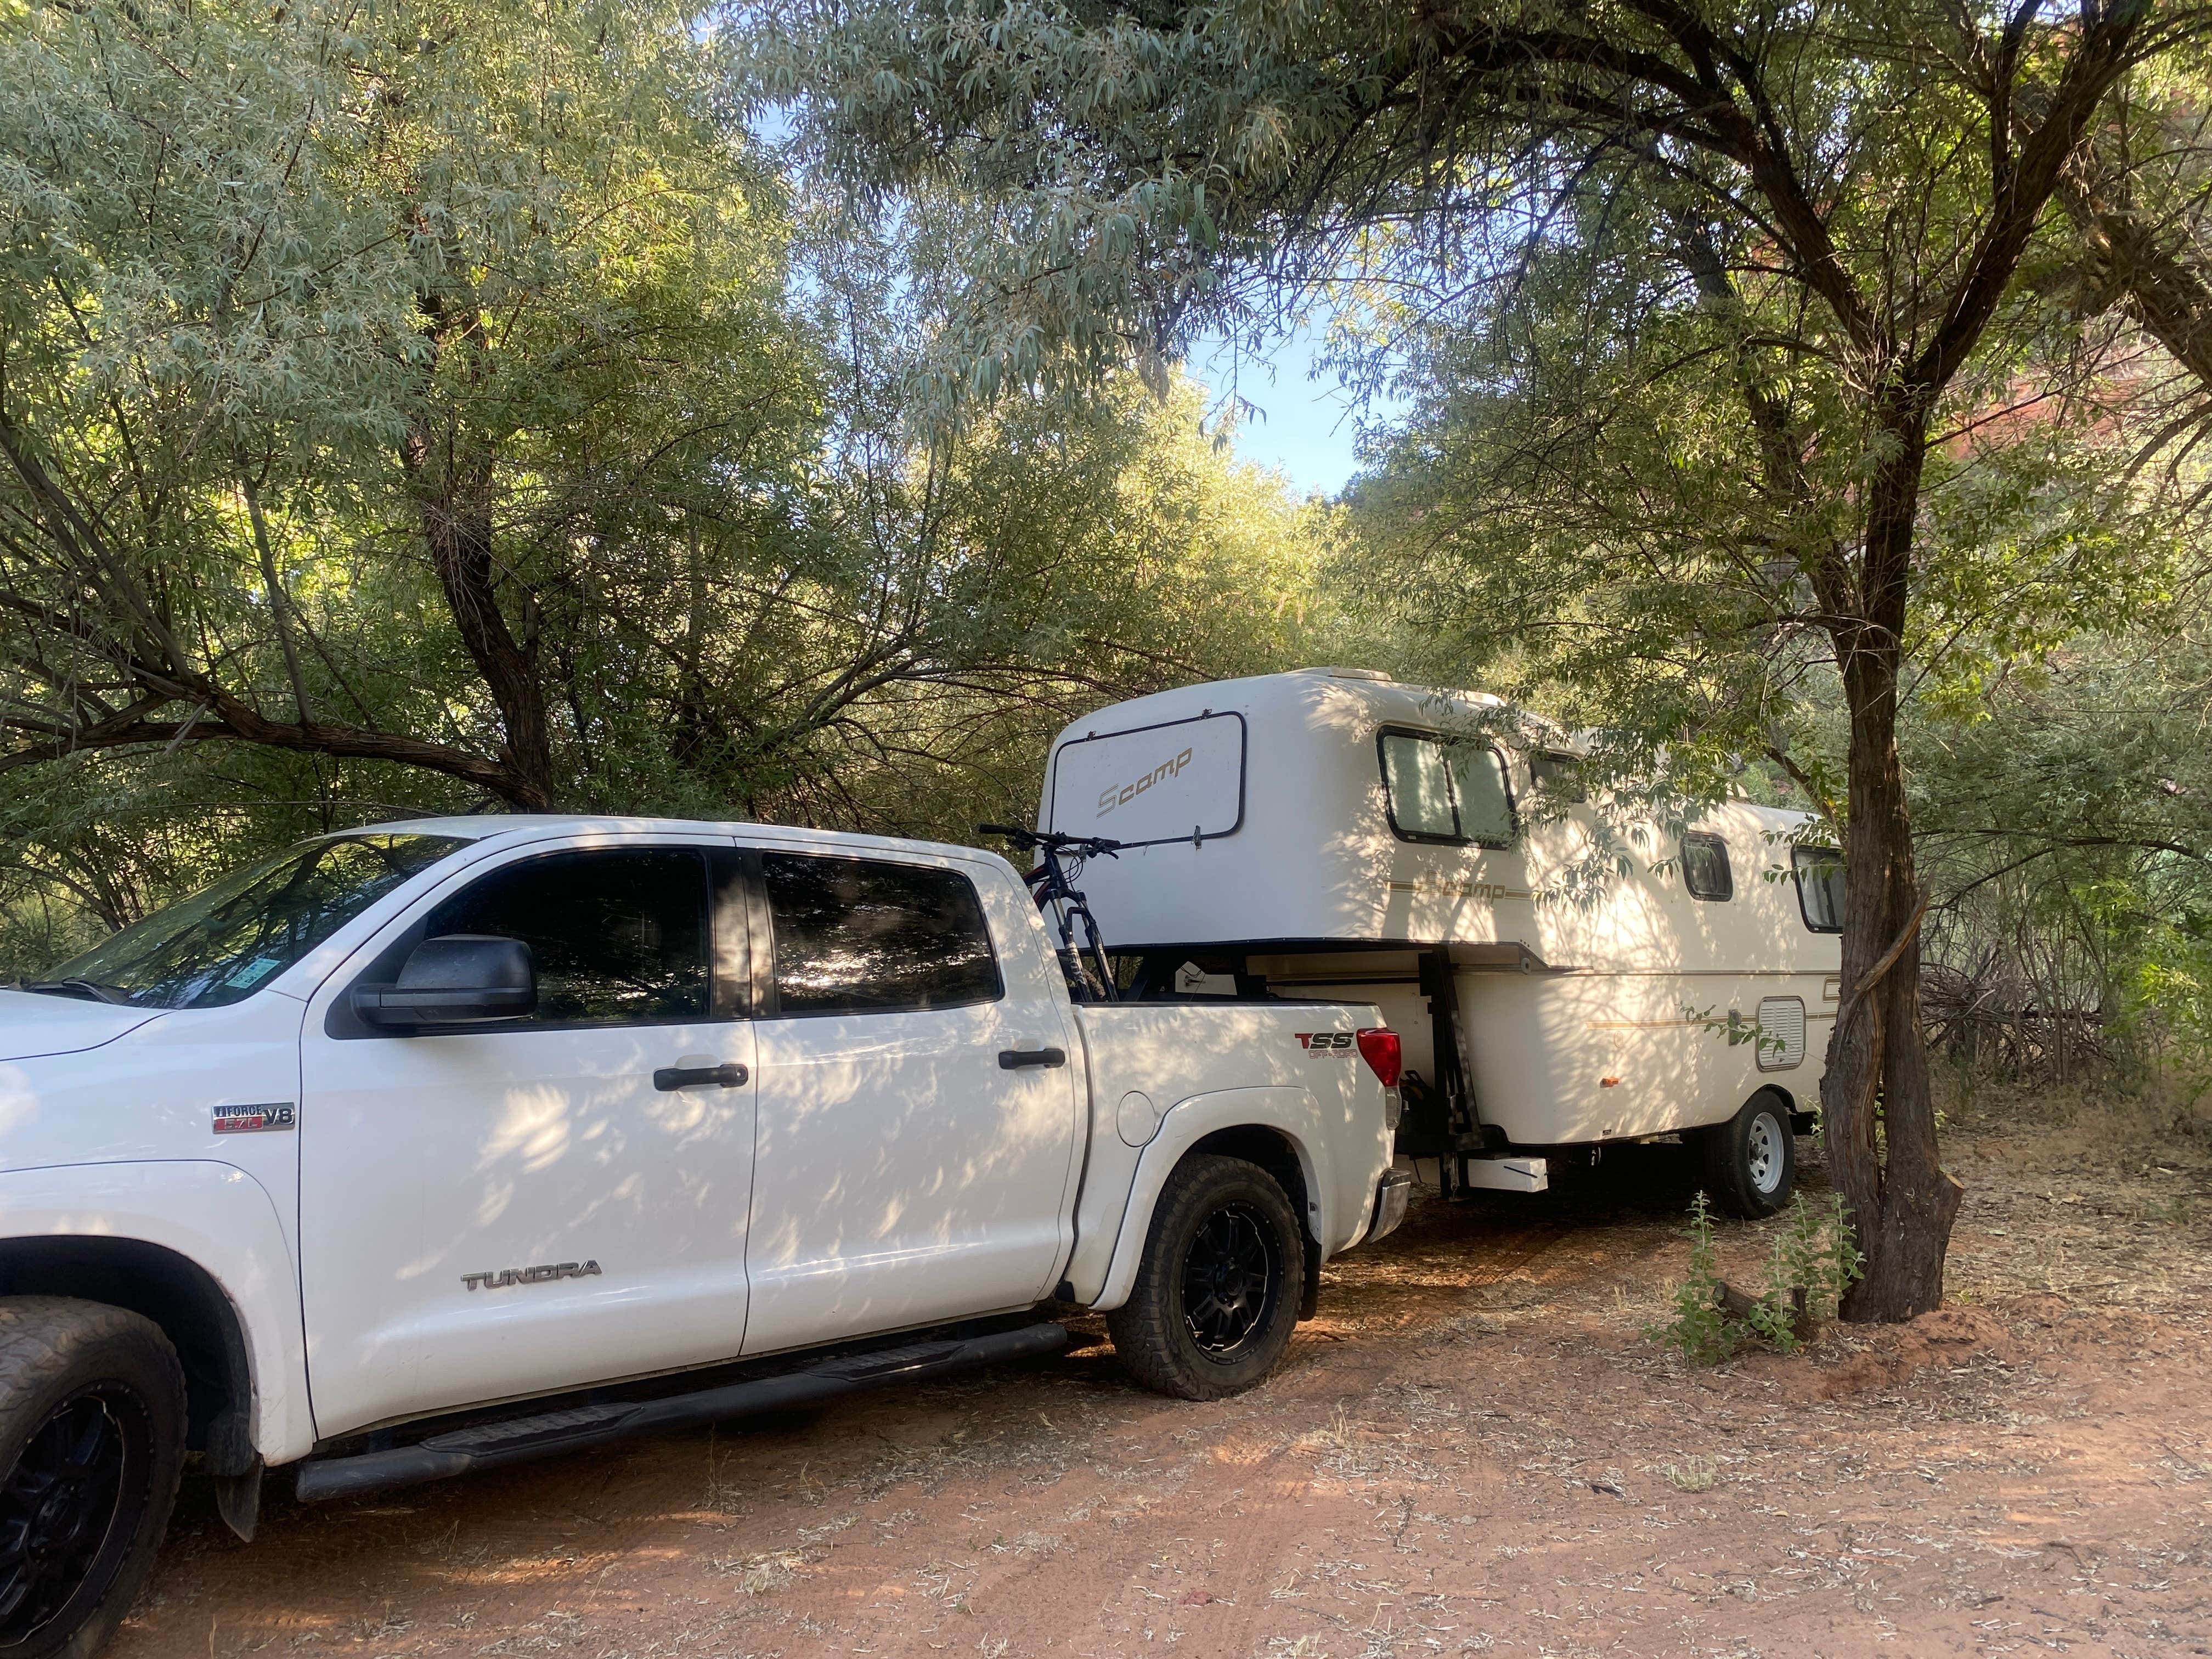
[{"xmin": 461, "ymin": 1261, "xmax": 604, "ymax": 1291}]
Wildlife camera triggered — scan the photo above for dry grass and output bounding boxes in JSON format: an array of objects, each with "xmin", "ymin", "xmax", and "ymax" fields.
[{"xmin": 1934, "ymin": 1071, "xmax": 2212, "ymax": 1309}]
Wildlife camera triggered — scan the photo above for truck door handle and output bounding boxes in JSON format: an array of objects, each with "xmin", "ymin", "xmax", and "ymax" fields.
[
  {"xmin": 998, "ymin": 1047, "xmax": 1066, "ymax": 1070},
  {"xmin": 653, "ymin": 1062, "xmax": 748, "ymax": 1091}
]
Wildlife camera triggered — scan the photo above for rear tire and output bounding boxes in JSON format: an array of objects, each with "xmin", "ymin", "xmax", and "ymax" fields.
[
  {"xmin": 0, "ymin": 1298, "xmax": 186, "ymax": 1659},
  {"xmin": 1699, "ymin": 1091, "xmax": 1797, "ymax": 1218},
  {"xmin": 1107, "ymin": 1155, "xmax": 1304, "ymax": 1401}
]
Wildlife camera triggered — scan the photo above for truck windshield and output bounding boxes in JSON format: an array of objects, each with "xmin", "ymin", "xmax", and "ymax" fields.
[{"xmin": 42, "ymin": 833, "xmax": 469, "ymax": 1009}]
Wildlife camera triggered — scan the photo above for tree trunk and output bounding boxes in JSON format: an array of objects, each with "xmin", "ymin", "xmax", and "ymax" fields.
[
  {"xmin": 1820, "ymin": 410, "xmax": 1965, "ymax": 1322},
  {"xmin": 400, "ymin": 292, "xmax": 559, "ymax": 812},
  {"xmin": 407, "ymin": 438, "xmax": 557, "ymax": 811}
]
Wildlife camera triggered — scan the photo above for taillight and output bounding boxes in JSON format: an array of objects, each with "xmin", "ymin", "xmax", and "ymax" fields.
[{"xmin": 1356, "ymin": 1028, "xmax": 1402, "ymax": 1089}]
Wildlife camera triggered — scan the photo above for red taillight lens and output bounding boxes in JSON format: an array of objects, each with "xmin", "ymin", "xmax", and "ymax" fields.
[{"xmin": 1356, "ymin": 1027, "xmax": 1402, "ymax": 1089}]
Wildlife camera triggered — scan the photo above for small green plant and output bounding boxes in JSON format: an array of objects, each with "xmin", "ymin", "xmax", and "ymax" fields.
[
  {"xmin": 1647, "ymin": 1192, "xmax": 1735, "ymax": 1361},
  {"xmin": 1663, "ymin": 1457, "xmax": 1719, "ymax": 1493},
  {"xmin": 1646, "ymin": 1192, "xmax": 1863, "ymax": 1362}
]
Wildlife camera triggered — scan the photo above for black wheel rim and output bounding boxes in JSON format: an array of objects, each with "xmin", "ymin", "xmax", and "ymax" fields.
[
  {"xmin": 1181, "ymin": 1200, "xmax": 1282, "ymax": 1362},
  {"xmin": 0, "ymin": 1387, "xmax": 137, "ymax": 1645}
]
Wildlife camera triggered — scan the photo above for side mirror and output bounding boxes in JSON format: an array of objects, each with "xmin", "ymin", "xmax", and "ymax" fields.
[{"xmin": 351, "ymin": 935, "xmax": 536, "ymax": 1029}]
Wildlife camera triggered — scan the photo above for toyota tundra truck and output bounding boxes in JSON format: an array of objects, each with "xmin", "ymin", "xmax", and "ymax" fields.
[{"xmin": 0, "ymin": 815, "xmax": 1407, "ymax": 1657}]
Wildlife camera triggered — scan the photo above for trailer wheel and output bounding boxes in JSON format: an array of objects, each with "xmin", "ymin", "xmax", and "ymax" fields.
[
  {"xmin": 0, "ymin": 1298, "xmax": 185, "ymax": 1659},
  {"xmin": 1699, "ymin": 1090, "xmax": 1797, "ymax": 1218},
  {"xmin": 1107, "ymin": 1154, "xmax": 1304, "ymax": 1401}
]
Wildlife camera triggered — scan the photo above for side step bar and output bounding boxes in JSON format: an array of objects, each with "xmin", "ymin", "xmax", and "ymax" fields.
[{"xmin": 294, "ymin": 1321, "xmax": 1069, "ymax": 1504}]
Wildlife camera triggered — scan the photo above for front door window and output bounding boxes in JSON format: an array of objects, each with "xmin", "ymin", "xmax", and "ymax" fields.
[{"xmin": 422, "ymin": 848, "xmax": 713, "ymax": 1023}]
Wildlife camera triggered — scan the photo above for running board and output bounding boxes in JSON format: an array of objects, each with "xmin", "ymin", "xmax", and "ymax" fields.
[{"xmin": 294, "ymin": 1321, "xmax": 1070, "ymax": 1504}]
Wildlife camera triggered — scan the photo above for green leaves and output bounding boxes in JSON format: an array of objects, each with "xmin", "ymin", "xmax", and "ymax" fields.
[
  {"xmin": 0, "ymin": 0, "xmax": 1344, "ymax": 964},
  {"xmin": 1647, "ymin": 1192, "xmax": 1863, "ymax": 1363}
]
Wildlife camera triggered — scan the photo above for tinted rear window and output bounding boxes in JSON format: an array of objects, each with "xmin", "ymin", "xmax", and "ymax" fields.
[{"xmin": 764, "ymin": 854, "xmax": 1001, "ymax": 1015}]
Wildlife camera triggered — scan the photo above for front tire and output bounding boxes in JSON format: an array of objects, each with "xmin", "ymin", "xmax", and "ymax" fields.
[
  {"xmin": 1107, "ymin": 1154, "xmax": 1304, "ymax": 1400},
  {"xmin": 1700, "ymin": 1091, "xmax": 1797, "ymax": 1218},
  {"xmin": 0, "ymin": 1299, "xmax": 185, "ymax": 1659}
]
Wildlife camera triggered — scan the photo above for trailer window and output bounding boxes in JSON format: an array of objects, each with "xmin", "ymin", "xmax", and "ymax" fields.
[
  {"xmin": 1380, "ymin": 733, "xmax": 1457, "ymax": 838},
  {"xmin": 1379, "ymin": 729, "xmax": 1517, "ymax": 848},
  {"xmin": 1792, "ymin": 847, "xmax": 1845, "ymax": 932},
  {"xmin": 1681, "ymin": 832, "xmax": 1734, "ymax": 901},
  {"xmin": 1448, "ymin": 747, "xmax": 1516, "ymax": 845},
  {"xmin": 1528, "ymin": 751, "xmax": 1588, "ymax": 803}
]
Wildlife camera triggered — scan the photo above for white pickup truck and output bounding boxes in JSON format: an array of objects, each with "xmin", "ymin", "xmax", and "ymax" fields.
[{"xmin": 0, "ymin": 815, "xmax": 1406, "ymax": 1657}]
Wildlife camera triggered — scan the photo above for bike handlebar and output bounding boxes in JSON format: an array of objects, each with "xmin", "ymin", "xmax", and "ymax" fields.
[{"xmin": 977, "ymin": 823, "xmax": 1122, "ymax": 859}]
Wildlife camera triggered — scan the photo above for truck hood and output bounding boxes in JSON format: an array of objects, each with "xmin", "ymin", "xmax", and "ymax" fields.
[{"xmin": 0, "ymin": 989, "xmax": 164, "ymax": 1060}]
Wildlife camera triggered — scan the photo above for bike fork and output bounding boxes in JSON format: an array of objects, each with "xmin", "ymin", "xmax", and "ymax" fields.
[{"xmin": 1048, "ymin": 895, "xmax": 1119, "ymax": 1003}]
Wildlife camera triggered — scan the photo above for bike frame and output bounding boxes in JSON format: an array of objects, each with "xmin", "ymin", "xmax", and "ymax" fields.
[{"xmin": 978, "ymin": 825, "xmax": 1121, "ymax": 1002}]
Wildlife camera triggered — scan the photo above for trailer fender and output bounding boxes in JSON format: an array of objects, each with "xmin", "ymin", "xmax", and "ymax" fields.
[
  {"xmin": 0, "ymin": 1160, "xmax": 315, "ymax": 1464},
  {"xmin": 1090, "ymin": 1087, "xmax": 1329, "ymax": 1314}
]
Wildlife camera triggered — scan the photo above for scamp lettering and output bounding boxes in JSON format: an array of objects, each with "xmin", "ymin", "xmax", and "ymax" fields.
[{"xmin": 1097, "ymin": 746, "xmax": 1196, "ymax": 819}]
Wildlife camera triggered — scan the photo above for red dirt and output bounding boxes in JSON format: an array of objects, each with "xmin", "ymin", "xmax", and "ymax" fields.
[{"xmin": 111, "ymin": 1121, "xmax": 2212, "ymax": 1658}]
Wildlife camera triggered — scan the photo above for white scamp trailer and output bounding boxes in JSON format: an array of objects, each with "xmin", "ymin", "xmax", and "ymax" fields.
[{"xmin": 1038, "ymin": 668, "xmax": 1846, "ymax": 1216}]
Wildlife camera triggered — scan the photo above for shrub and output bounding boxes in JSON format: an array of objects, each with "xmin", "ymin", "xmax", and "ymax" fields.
[{"xmin": 1647, "ymin": 1192, "xmax": 1863, "ymax": 1362}]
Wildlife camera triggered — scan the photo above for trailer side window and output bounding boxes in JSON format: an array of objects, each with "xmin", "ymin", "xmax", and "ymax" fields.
[
  {"xmin": 1378, "ymin": 729, "xmax": 1518, "ymax": 848},
  {"xmin": 1792, "ymin": 847, "xmax": 1845, "ymax": 932},
  {"xmin": 1448, "ymin": 747, "xmax": 1516, "ymax": 845},
  {"xmin": 1528, "ymin": 751, "xmax": 1588, "ymax": 803},
  {"xmin": 1680, "ymin": 832, "xmax": 1734, "ymax": 901},
  {"xmin": 1380, "ymin": 732, "xmax": 1458, "ymax": 839}
]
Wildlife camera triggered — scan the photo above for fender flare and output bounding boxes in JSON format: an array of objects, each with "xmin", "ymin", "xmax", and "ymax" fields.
[
  {"xmin": 1090, "ymin": 1086, "xmax": 1333, "ymax": 1314},
  {"xmin": 0, "ymin": 1161, "xmax": 315, "ymax": 1464}
]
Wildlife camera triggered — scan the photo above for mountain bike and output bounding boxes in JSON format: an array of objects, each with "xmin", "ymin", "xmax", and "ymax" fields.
[{"xmin": 978, "ymin": 823, "xmax": 1123, "ymax": 1002}]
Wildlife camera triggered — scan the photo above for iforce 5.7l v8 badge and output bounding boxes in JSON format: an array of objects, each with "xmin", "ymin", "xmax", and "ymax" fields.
[{"xmin": 212, "ymin": 1102, "xmax": 296, "ymax": 1133}]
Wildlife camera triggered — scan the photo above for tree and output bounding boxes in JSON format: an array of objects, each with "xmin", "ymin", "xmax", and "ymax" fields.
[
  {"xmin": 0, "ymin": 0, "xmax": 1342, "ymax": 966},
  {"xmin": 760, "ymin": 0, "xmax": 2209, "ymax": 1316},
  {"xmin": 0, "ymin": 0, "xmax": 823, "ymax": 809},
  {"xmin": 1, "ymin": 0, "xmax": 1334, "ymax": 865},
  {"xmin": 1904, "ymin": 624, "xmax": 2212, "ymax": 1090}
]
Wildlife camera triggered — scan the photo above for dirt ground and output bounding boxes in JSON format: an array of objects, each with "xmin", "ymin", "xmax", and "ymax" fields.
[{"xmin": 115, "ymin": 1093, "xmax": 2212, "ymax": 1659}]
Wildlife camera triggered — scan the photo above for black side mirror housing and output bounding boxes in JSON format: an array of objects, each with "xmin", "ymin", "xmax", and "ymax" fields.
[{"xmin": 351, "ymin": 935, "xmax": 536, "ymax": 1029}]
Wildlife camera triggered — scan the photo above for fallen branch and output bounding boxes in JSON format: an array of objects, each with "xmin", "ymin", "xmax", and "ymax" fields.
[{"xmin": 1716, "ymin": 1279, "xmax": 1814, "ymax": 1344}]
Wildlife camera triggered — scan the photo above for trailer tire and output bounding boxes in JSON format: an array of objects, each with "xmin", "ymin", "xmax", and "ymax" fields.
[
  {"xmin": 1699, "ymin": 1091, "xmax": 1797, "ymax": 1218},
  {"xmin": 0, "ymin": 1297, "xmax": 186, "ymax": 1659},
  {"xmin": 1108, "ymin": 1154, "xmax": 1304, "ymax": 1401}
]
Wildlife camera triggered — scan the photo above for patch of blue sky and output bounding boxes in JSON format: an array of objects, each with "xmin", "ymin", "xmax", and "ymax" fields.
[{"xmin": 1185, "ymin": 309, "xmax": 1403, "ymax": 499}]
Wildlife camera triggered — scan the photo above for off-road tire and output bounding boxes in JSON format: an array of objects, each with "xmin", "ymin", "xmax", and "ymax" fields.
[
  {"xmin": 1699, "ymin": 1090, "xmax": 1797, "ymax": 1218},
  {"xmin": 0, "ymin": 1298, "xmax": 186, "ymax": 1659},
  {"xmin": 1107, "ymin": 1154, "xmax": 1304, "ymax": 1401}
]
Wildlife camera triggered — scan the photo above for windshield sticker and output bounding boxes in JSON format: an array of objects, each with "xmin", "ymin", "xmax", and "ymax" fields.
[
  {"xmin": 212, "ymin": 1102, "xmax": 295, "ymax": 1133},
  {"xmin": 224, "ymin": 956, "xmax": 284, "ymax": 990}
]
